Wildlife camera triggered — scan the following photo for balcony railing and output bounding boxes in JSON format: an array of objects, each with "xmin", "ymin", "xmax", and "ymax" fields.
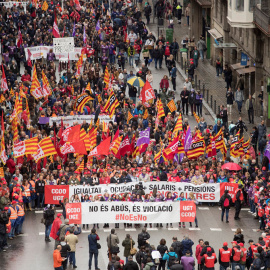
[{"xmin": 253, "ymin": 6, "xmax": 270, "ymax": 36}]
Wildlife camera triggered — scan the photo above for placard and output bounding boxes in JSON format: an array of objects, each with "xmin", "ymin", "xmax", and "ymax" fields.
[{"xmin": 53, "ymin": 37, "xmax": 75, "ymax": 53}]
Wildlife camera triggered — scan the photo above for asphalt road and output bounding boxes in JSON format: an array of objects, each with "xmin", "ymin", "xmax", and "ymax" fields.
[{"xmin": 0, "ymin": 206, "xmax": 261, "ymax": 270}]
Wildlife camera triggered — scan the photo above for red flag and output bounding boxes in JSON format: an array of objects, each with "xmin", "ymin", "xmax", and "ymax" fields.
[
  {"xmin": 17, "ymin": 27, "xmax": 23, "ymax": 48},
  {"xmin": 58, "ymin": 119, "xmax": 64, "ymax": 138},
  {"xmin": 1, "ymin": 65, "xmax": 8, "ymax": 92},
  {"xmin": 139, "ymin": 80, "xmax": 155, "ymax": 106},
  {"xmin": 27, "ymin": 49, "xmax": 32, "ymax": 67},
  {"xmin": 89, "ymin": 136, "xmax": 111, "ymax": 157},
  {"xmin": 62, "ymin": 125, "xmax": 81, "ymax": 142},
  {"xmin": 60, "ymin": 140, "xmax": 87, "ymax": 155},
  {"xmin": 163, "ymin": 135, "xmax": 180, "ymax": 160},
  {"xmin": 116, "ymin": 135, "xmax": 132, "ymax": 158},
  {"xmin": 112, "ymin": 128, "xmax": 119, "ymax": 142},
  {"xmin": 53, "ymin": 10, "xmax": 60, "ymax": 38},
  {"xmin": 207, "ymin": 137, "xmax": 217, "ymax": 158}
]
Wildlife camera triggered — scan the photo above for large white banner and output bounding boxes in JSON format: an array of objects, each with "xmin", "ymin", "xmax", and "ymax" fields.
[
  {"xmin": 24, "ymin": 46, "xmax": 85, "ymax": 61},
  {"xmin": 48, "ymin": 115, "xmax": 115, "ymax": 127},
  {"xmin": 53, "ymin": 37, "xmax": 75, "ymax": 53},
  {"xmin": 45, "ymin": 182, "xmax": 238, "ymax": 205},
  {"xmin": 66, "ymin": 201, "xmax": 190, "ymax": 224}
]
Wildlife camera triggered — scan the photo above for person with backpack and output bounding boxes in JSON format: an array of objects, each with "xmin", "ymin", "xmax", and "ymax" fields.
[
  {"xmin": 171, "ymin": 237, "xmax": 183, "ymax": 260},
  {"xmin": 136, "ymin": 246, "xmax": 148, "ymax": 270},
  {"xmin": 108, "ymin": 254, "xmax": 121, "ymax": 270},
  {"xmin": 143, "ymin": 257, "xmax": 156, "ymax": 270},
  {"xmin": 162, "ymin": 247, "xmax": 178, "ymax": 269},
  {"xmin": 157, "ymin": 238, "xmax": 168, "ymax": 270},
  {"xmin": 138, "ymin": 228, "xmax": 150, "ymax": 248},
  {"xmin": 219, "ymin": 190, "xmax": 232, "ymax": 223}
]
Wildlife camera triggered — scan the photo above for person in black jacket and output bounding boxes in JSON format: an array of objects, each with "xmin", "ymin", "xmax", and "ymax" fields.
[
  {"xmin": 36, "ymin": 176, "xmax": 46, "ymax": 209},
  {"xmin": 157, "ymin": 238, "xmax": 169, "ymax": 270},
  {"xmin": 224, "ymin": 65, "xmax": 232, "ymax": 90},
  {"xmin": 138, "ymin": 228, "xmax": 150, "ymax": 248},
  {"xmin": 200, "ymin": 241, "xmax": 215, "ymax": 257},
  {"xmin": 0, "ymin": 207, "xmax": 10, "ymax": 251},
  {"xmin": 219, "ymin": 190, "xmax": 232, "ymax": 223},
  {"xmin": 60, "ymin": 241, "xmax": 71, "ymax": 270},
  {"xmin": 44, "ymin": 204, "xmax": 55, "ymax": 242},
  {"xmin": 124, "ymin": 256, "xmax": 139, "ymax": 270}
]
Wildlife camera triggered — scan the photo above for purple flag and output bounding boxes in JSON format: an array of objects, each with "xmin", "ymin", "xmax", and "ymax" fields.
[
  {"xmin": 137, "ymin": 127, "xmax": 150, "ymax": 147},
  {"xmin": 264, "ymin": 141, "xmax": 270, "ymax": 160},
  {"xmin": 39, "ymin": 117, "xmax": 50, "ymax": 124},
  {"xmin": 95, "ymin": 20, "xmax": 100, "ymax": 31},
  {"xmin": 184, "ymin": 126, "xmax": 192, "ymax": 151},
  {"xmin": 173, "ymin": 154, "xmax": 179, "ymax": 164},
  {"xmin": 179, "ymin": 153, "xmax": 184, "ymax": 163},
  {"xmin": 83, "ymin": 26, "xmax": 86, "ymax": 43},
  {"xmin": 72, "ymin": 22, "xmax": 76, "ymax": 37}
]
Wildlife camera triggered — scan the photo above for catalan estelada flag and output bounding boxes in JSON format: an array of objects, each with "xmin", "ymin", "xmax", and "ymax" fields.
[
  {"xmin": 74, "ymin": 93, "xmax": 94, "ymax": 113},
  {"xmin": 14, "ymin": 137, "xmax": 38, "ymax": 158},
  {"xmin": 32, "ymin": 137, "xmax": 57, "ymax": 162},
  {"xmin": 167, "ymin": 99, "xmax": 176, "ymax": 113},
  {"xmin": 103, "ymin": 92, "xmax": 120, "ymax": 118},
  {"xmin": 187, "ymin": 138, "xmax": 205, "ymax": 159}
]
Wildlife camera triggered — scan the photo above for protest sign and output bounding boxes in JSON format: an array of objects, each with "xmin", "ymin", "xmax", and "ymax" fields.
[{"xmin": 53, "ymin": 37, "xmax": 75, "ymax": 53}]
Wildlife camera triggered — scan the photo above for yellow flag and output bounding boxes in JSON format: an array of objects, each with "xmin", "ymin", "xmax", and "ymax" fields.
[{"xmin": 42, "ymin": 0, "xmax": 49, "ymax": 11}]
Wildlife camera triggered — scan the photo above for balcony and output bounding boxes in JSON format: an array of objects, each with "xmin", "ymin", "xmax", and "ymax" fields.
[{"xmin": 253, "ymin": 6, "xmax": 270, "ymax": 36}]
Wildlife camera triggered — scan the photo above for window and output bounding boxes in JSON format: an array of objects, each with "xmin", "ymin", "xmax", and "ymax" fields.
[
  {"xmin": 249, "ymin": 0, "xmax": 261, "ymax": 11},
  {"xmin": 236, "ymin": 0, "xmax": 244, "ymax": 11}
]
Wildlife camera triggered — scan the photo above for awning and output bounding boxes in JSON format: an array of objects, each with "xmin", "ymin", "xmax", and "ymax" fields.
[
  {"xmin": 208, "ymin": 28, "xmax": 223, "ymax": 40},
  {"xmin": 214, "ymin": 43, "xmax": 237, "ymax": 49},
  {"xmin": 236, "ymin": 67, "xmax": 256, "ymax": 75},
  {"xmin": 195, "ymin": 0, "xmax": 211, "ymax": 7},
  {"xmin": 231, "ymin": 62, "xmax": 250, "ymax": 70}
]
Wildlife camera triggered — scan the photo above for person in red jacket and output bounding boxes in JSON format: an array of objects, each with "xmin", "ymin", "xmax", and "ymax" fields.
[
  {"xmin": 219, "ymin": 242, "xmax": 232, "ymax": 270},
  {"xmin": 201, "ymin": 247, "xmax": 217, "ymax": 270},
  {"xmin": 168, "ymin": 170, "xmax": 180, "ymax": 182},
  {"xmin": 195, "ymin": 239, "xmax": 204, "ymax": 270},
  {"xmin": 159, "ymin": 75, "xmax": 169, "ymax": 90},
  {"xmin": 50, "ymin": 213, "xmax": 63, "ymax": 247}
]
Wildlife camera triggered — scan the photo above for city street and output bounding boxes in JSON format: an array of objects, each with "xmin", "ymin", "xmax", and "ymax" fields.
[{"xmin": 0, "ymin": 206, "xmax": 261, "ymax": 270}]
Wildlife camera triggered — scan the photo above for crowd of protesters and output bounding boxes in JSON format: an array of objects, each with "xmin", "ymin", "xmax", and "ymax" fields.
[{"xmin": 0, "ymin": 0, "xmax": 269, "ymax": 267}]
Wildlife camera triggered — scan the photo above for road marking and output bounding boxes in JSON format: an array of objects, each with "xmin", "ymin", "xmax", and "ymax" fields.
[
  {"xmin": 125, "ymin": 228, "xmax": 137, "ymax": 232},
  {"xmin": 35, "ymin": 211, "xmax": 43, "ymax": 214},
  {"xmin": 147, "ymin": 228, "xmax": 158, "ymax": 231},
  {"xmin": 39, "ymin": 232, "xmax": 45, "ymax": 235},
  {"xmin": 210, "ymin": 228, "xmax": 222, "ymax": 231},
  {"xmin": 232, "ymin": 229, "xmax": 244, "ymax": 232},
  {"xmin": 18, "ymin": 233, "xmax": 29, "ymax": 236},
  {"xmin": 35, "ymin": 209, "xmax": 62, "ymax": 214},
  {"xmin": 219, "ymin": 208, "xmax": 221, "ymax": 210},
  {"xmin": 82, "ymin": 230, "xmax": 92, "ymax": 234},
  {"xmin": 198, "ymin": 207, "xmax": 209, "ymax": 210},
  {"xmin": 189, "ymin": 228, "xmax": 201, "ymax": 231},
  {"xmin": 103, "ymin": 229, "xmax": 111, "ymax": 232},
  {"xmin": 56, "ymin": 210, "xmax": 63, "ymax": 213},
  {"xmin": 241, "ymin": 208, "xmax": 249, "ymax": 211},
  {"xmin": 253, "ymin": 229, "xmax": 259, "ymax": 232},
  {"xmin": 168, "ymin": 228, "xmax": 179, "ymax": 231}
]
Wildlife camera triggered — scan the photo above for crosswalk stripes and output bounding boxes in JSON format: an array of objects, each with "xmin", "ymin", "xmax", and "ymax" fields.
[
  {"xmin": 198, "ymin": 207, "xmax": 209, "ymax": 210},
  {"xmin": 168, "ymin": 228, "xmax": 179, "ymax": 231},
  {"xmin": 210, "ymin": 228, "xmax": 222, "ymax": 231},
  {"xmin": 125, "ymin": 228, "xmax": 136, "ymax": 232},
  {"xmin": 17, "ymin": 234, "xmax": 29, "ymax": 236},
  {"xmin": 39, "ymin": 232, "xmax": 45, "ymax": 235},
  {"xmin": 232, "ymin": 229, "xmax": 244, "ymax": 232},
  {"xmin": 147, "ymin": 228, "xmax": 158, "ymax": 231},
  {"xmin": 189, "ymin": 228, "xmax": 201, "ymax": 231}
]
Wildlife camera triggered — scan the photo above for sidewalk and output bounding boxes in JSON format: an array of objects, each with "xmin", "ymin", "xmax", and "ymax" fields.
[{"xmin": 146, "ymin": 13, "xmax": 264, "ymax": 134}]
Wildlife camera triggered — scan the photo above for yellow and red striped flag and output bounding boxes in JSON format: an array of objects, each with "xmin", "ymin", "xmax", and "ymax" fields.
[
  {"xmin": 0, "ymin": 94, "xmax": 5, "ymax": 103},
  {"xmin": 74, "ymin": 93, "xmax": 94, "ymax": 113},
  {"xmin": 143, "ymin": 109, "xmax": 148, "ymax": 119},
  {"xmin": 127, "ymin": 111, "xmax": 133, "ymax": 124},
  {"xmin": 30, "ymin": 65, "xmax": 43, "ymax": 100},
  {"xmin": 19, "ymin": 86, "xmax": 26, "ymax": 98},
  {"xmin": 102, "ymin": 122, "xmax": 108, "ymax": 132},
  {"xmin": 0, "ymin": 115, "xmax": 7, "ymax": 164},
  {"xmin": 157, "ymin": 99, "xmax": 165, "ymax": 118},
  {"xmin": 110, "ymin": 135, "xmax": 122, "ymax": 156},
  {"xmin": 42, "ymin": 70, "xmax": 52, "ymax": 97},
  {"xmin": 132, "ymin": 146, "xmax": 140, "ymax": 159},
  {"xmin": 231, "ymin": 136, "xmax": 244, "ymax": 158},
  {"xmin": 14, "ymin": 137, "xmax": 38, "ymax": 158},
  {"xmin": 32, "ymin": 137, "xmax": 57, "ymax": 162},
  {"xmin": 154, "ymin": 149, "xmax": 162, "ymax": 164},
  {"xmin": 42, "ymin": 0, "xmax": 49, "ymax": 11},
  {"xmin": 86, "ymin": 156, "xmax": 93, "ymax": 170},
  {"xmin": 0, "ymin": 167, "xmax": 4, "ymax": 178},
  {"xmin": 103, "ymin": 92, "xmax": 120, "ymax": 118},
  {"xmin": 230, "ymin": 131, "xmax": 240, "ymax": 157},
  {"xmin": 77, "ymin": 159, "xmax": 85, "ymax": 171},
  {"xmin": 85, "ymin": 82, "xmax": 92, "ymax": 94},
  {"xmin": 243, "ymin": 139, "xmax": 251, "ymax": 159},
  {"xmin": 80, "ymin": 129, "xmax": 91, "ymax": 151},
  {"xmin": 97, "ymin": 94, "xmax": 102, "ymax": 104},
  {"xmin": 12, "ymin": 119, "xmax": 18, "ymax": 143},
  {"xmin": 89, "ymin": 128, "xmax": 97, "ymax": 148},
  {"xmin": 167, "ymin": 99, "xmax": 176, "ymax": 113},
  {"xmin": 187, "ymin": 138, "xmax": 205, "ymax": 159},
  {"xmin": 25, "ymin": 98, "xmax": 31, "ymax": 129},
  {"xmin": 10, "ymin": 87, "xmax": 14, "ymax": 97},
  {"xmin": 193, "ymin": 112, "xmax": 200, "ymax": 123},
  {"xmin": 173, "ymin": 113, "xmax": 183, "ymax": 136},
  {"xmin": 104, "ymin": 66, "xmax": 110, "ymax": 85}
]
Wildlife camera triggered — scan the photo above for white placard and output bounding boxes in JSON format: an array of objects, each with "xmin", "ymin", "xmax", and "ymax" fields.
[
  {"xmin": 0, "ymin": 2, "xmax": 27, "ymax": 11},
  {"xmin": 53, "ymin": 37, "xmax": 75, "ymax": 53}
]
